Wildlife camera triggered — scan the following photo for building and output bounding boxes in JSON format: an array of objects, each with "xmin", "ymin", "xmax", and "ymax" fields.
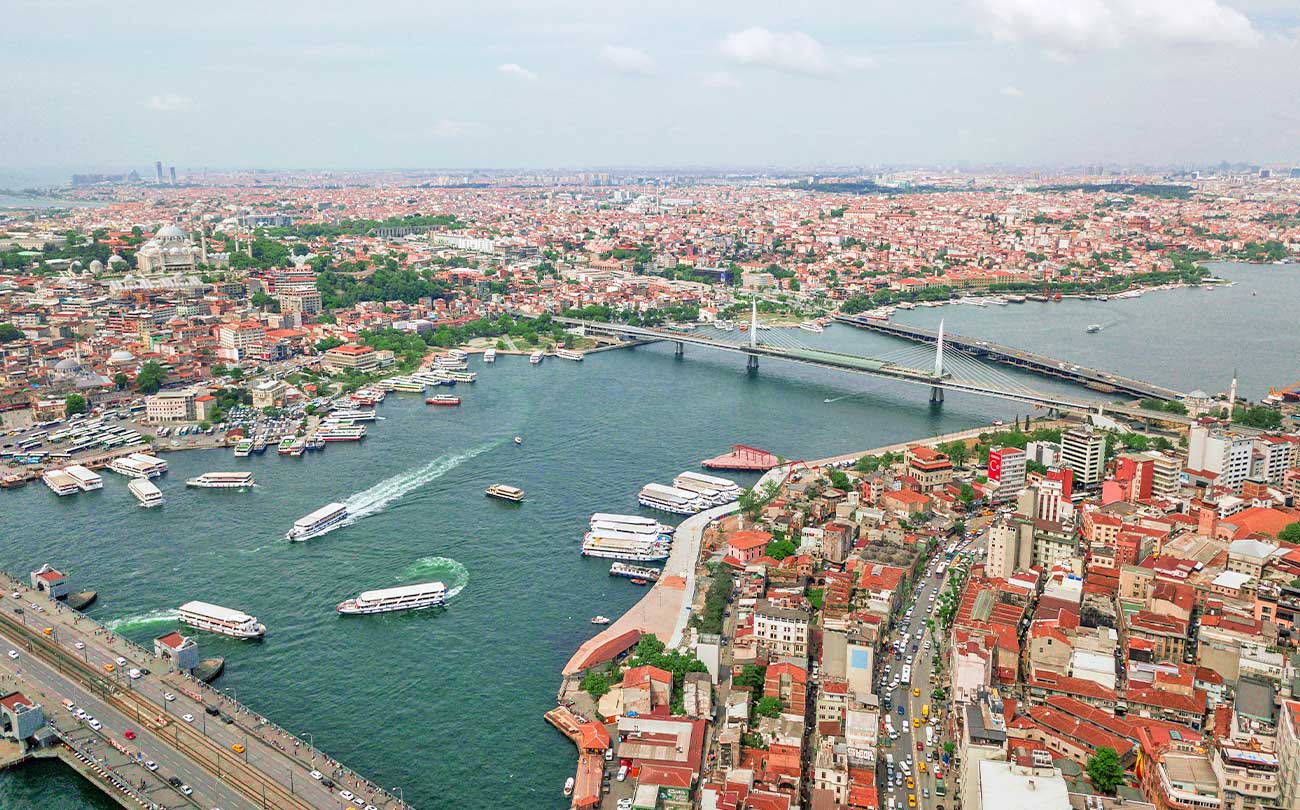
[
  {"xmin": 251, "ymin": 379, "xmax": 289, "ymax": 410},
  {"xmin": 1147, "ymin": 451, "xmax": 1184, "ymax": 498},
  {"xmin": 278, "ymin": 288, "xmax": 323, "ymax": 316},
  {"xmin": 988, "ymin": 446, "xmax": 1028, "ymax": 502},
  {"xmin": 1188, "ymin": 427, "xmax": 1254, "ymax": 491},
  {"xmin": 153, "ymin": 631, "xmax": 200, "ymax": 671},
  {"xmin": 135, "ymin": 224, "xmax": 201, "ymax": 275},
  {"xmin": 1211, "ymin": 745, "xmax": 1280, "ymax": 810},
  {"xmin": 905, "ymin": 446, "xmax": 954, "ymax": 491},
  {"xmin": 29, "ymin": 564, "xmax": 71, "ymax": 599},
  {"xmin": 728, "ymin": 530, "xmax": 773, "ymax": 565},
  {"xmin": 321, "ymin": 344, "xmax": 383, "ymax": 373},
  {"xmin": 986, "ymin": 521, "xmax": 1026, "ymax": 580},
  {"xmin": 622, "ymin": 665, "xmax": 673, "ymax": 716},
  {"xmin": 0, "ymin": 692, "xmax": 45, "ymax": 750},
  {"xmin": 145, "ymin": 388, "xmax": 198, "ymax": 422},
  {"xmin": 754, "ymin": 601, "xmax": 811, "ymax": 659},
  {"xmin": 1278, "ymin": 701, "xmax": 1300, "ymax": 810},
  {"xmin": 216, "ymin": 322, "xmax": 266, "ymax": 361},
  {"xmin": 1061, "ymin": 427, "xmax": 1105, "ymax": 490},
  {"xmin": 968, "ymin": 751, "xmax": 1070, "ymax": 810}
]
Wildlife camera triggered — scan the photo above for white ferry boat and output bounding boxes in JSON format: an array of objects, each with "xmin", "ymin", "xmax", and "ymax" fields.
[
  {"xmin": 128, "ymin": 478, "xmax": 164, "ymax": 508},
  {"xmin": 233, "ymin": 439, "xmax": 254, "ymax": 457},
  {"xmin": 186, "ymin": 472, "xmax": 255, "ymax": 489},
  {"xmin": 610, "ymin": 562, "xmax": 662, "ymax": 581},
  {"xmin": 589, "ymin": 515, "xmax": 673, "ymax": 543},
  {"xmin": 178, "ymin": 600, "xmax": 266, "ymax": 639},
  {"xmin": 798, "ymin": 321, "xmax": 824, "ymax": 333},
  {"xmin": 107, "ymin": 453, "xmax": 167, "ymax": 479},
  {"xmin": 581, "ymin": 531, "xmax": 671, "ymax": 562},
  {"xmin": 434, "ymin": 355, "xmax": 469, "ymax": 370},
  {"xmin": 638, "ymin": 483, "xmax": 706, "ymax": 515},
  {"xmin": 445, "ymin": 371, "xmax": 476, "ymax": 383},
  {"xmin": 554, "ymin": 348, "xmax": 585, "ymax": 361},
  {"xmin": 483, "ymin": 348, "xmax": 497, "ymax": 363},
  {"xmin": 529, "ymin": 350, "xmax": 544, "ymax": 364},
  {"xmin": 673, "ymin": 471, "xmax": 741, "ymax": 502},
  {"xmin": 63, "ymin": 464, "xmax": 103, "ymax": 491},
  {"xmin": 276, "ymin": 436, "xmax": 296, "ymax": 455},
  {"xmin": 286, "ymin": 502, "xmax": 349, "ymax": 541},
  {"xmin": 328, "ymin": 408, "xmax": 377, "ymax": 422},
  {"xmin": 590, "ymin": 512, "xmax": 661, "ymax": 531},
  {"xmin": 351, "ymin": 388, "xmax": 385, "ymax": 406},
  {"xmin": 485, "ymin": 484, "xmax": 525, "ymax": 502},
  {"xmin": 336, "ymin": 581, "xmax": 448, "ymax": 615},
  {"xmin": 317, "ymin": 424, "xmax": 366, "ymax": 441},
  {"xmin": 447, "ymin": 348, "xmax": 468, "ymax": 361},
  {"xmin": 41, "ymin": 469, "xmax": 80, "ymax": 496}
]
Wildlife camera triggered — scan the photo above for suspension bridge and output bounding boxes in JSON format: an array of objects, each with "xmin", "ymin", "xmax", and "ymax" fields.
[{"xmin": 548, "ymin": 303, "xmax": 1194, "ymax": 423}]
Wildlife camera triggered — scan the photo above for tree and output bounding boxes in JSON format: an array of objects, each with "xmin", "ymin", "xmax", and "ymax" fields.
[
  {"xmin": 941, "ymin": 440, "xmax": 969, "ymax": 468},
  {"xmin": 1087, "ymin": 747, "xmax": 1125, "ymax": 795},
  {"xmin": 734, "ymin": 665, "xmax": 767, "ymax": 691},
  {"xmin": 755, "ymin": 696, "xmax": 783, "ymax": 718},
  {"xmin": 958, "ymin": 483, "xmax": 975, "ymax": 506},
  {"xmin": 0, "ymin": 323, "xmax": 23, "ymax": 342},
  {"xmin": 1278, "ymin": 522, "xmax": 1300, "ymax": 545},
  {"xmin": 64, "ymin": 393, "xmax": 88, "ymax": 415},
  {"xmin": 113, "ymin": 372, "xmax": 129, "ymax": 390},
  {"xmin": 135, "ymin": 361, "xmax": 167, "ymax": 394},
  {"xmin": 828, "ymin": 469, "xmax": 852, "ymax": 491}
]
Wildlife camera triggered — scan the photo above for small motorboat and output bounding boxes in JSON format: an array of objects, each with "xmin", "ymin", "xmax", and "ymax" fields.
[
  {"xmin": 563, "ymin": 776, "xmax": 575, "ymax": 797},
  {"xmin": 590, "ymin": 615, "xmax": 611, "ymax": 625},
  {"xmin": 514, "ymin": 436, "xmax": 523, "ymax": 445},
  {"xmin": 628, "ymin": 578, "xmax": 649, "ymax": 586}
]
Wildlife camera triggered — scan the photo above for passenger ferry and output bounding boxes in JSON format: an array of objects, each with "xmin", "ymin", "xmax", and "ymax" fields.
[
  {"xmin": 286, "ymin": 502, "xmax": 349, "ymax": 541},
  {"xmin": 448, "ymin": 348, "xmax": 468, "ymax": 361},
  {"xmin": 128, "ymin": 478, "xmax": 164, "ymax": 508},
  {"xmin": 554, "ymin": 348, "xmax": 585, "ymax": 361},
  {"xmin": 276, "ymin": 437, "xmax": 296, "ymax": 455},
  {"xmin": 434, "ymin": 355, "xmax": 469, "ymax": 370},
  {"xmin": 328, "ymin": 408, "xmax": 377, "ymax": 422},
  {"xmin": 289, "ymin": 437, "xmax": 307, "ymax": 456},
  {"xmin": 529, "ymin": 350, "xmax": 544, "ymax": 364},
  {"xmin": 638, "ymin": 483, "xmax": 706, "ymax": 515},
  {"xmin": 63, "ymin": 464, "xmax": 103, "ymax": 491},
  {"xmin": 483, "ymin": 348, "xmax": 497, "ymax": 363},
  {"xmin": 426, "ymin": 395, "xmax": 461, "ymax": 406},
  {"xmin": 610, "ymin": 562, "xmax": 662, "ymax": 582},
  {"xmin": 252, "ymin": 436, "xmax": 269, "ymax": 454},
  {"xmin": 581, "ymin": 531, "xmax": 671, "ymax": 562},
  {"xmin": 445, "ymin": 370, "xmax": 477, "ymax": 383},
  {"xmin": 798, "ymin": 321, "xmax": 824, "ymax": 333},
  {"xmin": 672, "ymin": 471, "xmax": 741, "ymax": 504},
  {"xmin": 316, "ymin": 424, "xmax": 366, "ymax": 441},
  {"xmin": 107, "ymin": 453, "xmax": 168, "ymax": 479},
  {"xmin": 350, "ymin": 389, "xmax": 385, "ymax": 406},
  {"xmin": 589, "ymin": 514, "xmax": 673, "ymax": 543},
  {"xmin": 178, "ymin": 600, "xmax": 266, "ymax": 639},
  {"xmin": 186, "ymin": 472, "xmax": 255, "ymax": 489},
  {"xmin": 233, "ymin": 439, "xmax": 254, "ymax": 457},
  {"xmin": 336, "ymin": 581, "xmax": 448, "ymax": 615},
  {"xmin": 41, "ymin": 469, "xmax": 80, "ymax": 496},
  {"xmin": 485, "ymin": 484, "xmax": 525, "ymax": 502}
]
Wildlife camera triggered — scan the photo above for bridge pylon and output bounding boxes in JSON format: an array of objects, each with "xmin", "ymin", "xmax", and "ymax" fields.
[
  {"xmin": 674, "ymin": 341, "xmax": 684, "ymax": 357},
  {"xmin": 747, "ymin": 353, "xmax": 758, "ymax": 373},
  {"xmin": 930, "ymin": 318, "xmax": 946, "ymax": 404}
]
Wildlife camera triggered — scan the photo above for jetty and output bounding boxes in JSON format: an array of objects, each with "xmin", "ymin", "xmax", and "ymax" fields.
[{"xmin": 700, "ymin": 443, "xmax": 780, "ymax": 471}]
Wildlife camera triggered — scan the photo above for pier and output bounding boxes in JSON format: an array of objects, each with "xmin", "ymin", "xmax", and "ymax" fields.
[
  {"xmin": 700, "ymin": 444, "xmax": 780, "ymax": 471},
  {"xmin": 0, "ymin": 573, "xmax": 409, "ymax": 810}
]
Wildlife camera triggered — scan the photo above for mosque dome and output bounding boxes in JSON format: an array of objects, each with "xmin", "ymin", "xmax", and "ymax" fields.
[
  {"xmin": 155, "ymin": 224, "xmax": 186, "ymax": 240},
  {"xmin": 108, "ymin": 350, "xmax": 136, "ymax": 365},
  {"xmin": 54, "ymin": 357, "xmax": 83, "ymax": 375},
  {"xmin": 89, "ymin": 259, "xmax": 104, "ymax": 274}
]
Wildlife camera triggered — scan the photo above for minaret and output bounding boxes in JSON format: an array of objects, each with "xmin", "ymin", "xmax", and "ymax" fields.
[
  {"xmin": 200, "ymin": 227, "xmax": 208, "ymax": 264},
  {"xmin": 1228, "ymin": 371, "xmax": 1238, "ymax": 408}
]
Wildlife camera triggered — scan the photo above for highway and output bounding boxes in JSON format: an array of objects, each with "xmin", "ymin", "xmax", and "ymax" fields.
[{"xmin": 0, "ymin": 577, "xmax": 404, "ymax": 810}]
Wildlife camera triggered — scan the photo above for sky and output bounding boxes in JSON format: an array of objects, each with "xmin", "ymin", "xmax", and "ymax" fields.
[{"xmin": 3, "ymin": 0, "xmax": 1299, "ymax": 174}]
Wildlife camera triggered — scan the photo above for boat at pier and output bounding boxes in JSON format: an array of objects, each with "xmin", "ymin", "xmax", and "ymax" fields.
[
  {"xmin": 128, "ymin": 479, "xmax": 164, "ymax": 508},
  {"xmin": 286, "ymin": 502, "xmax": 349, "ymax": 541},
  {"xmin": 445, "ymin": 371, "xmax": 476, "ymax": 383},
  {"xmin": 589, "ymin": 616, "xmax": 610, "ymax": 626},
  {"xmin": 178, "ymin": 600, "xmax": 265, "ymax": 639},
  {"xmin": 483, "ymin": 348, "xmax": 496, "ymax": 363},
  {"xmin": 554, "ymin": 348, "xmax": 585, "ymax": 361},
  {"xmin": 529, "ymin": 350, "xmax": 544, "ymax": 364},
  {"xmin": 276, "ymin": 437, "xmax": 295, "ymax": 455},
  {"xmin": 590, "ymin": 514, "xmax": 673, "ymax": 543},
  {"xmin": 186, "ymin": 472, "xmax": 254, "ymax": 489},
  {"xmin": 317, "ymin": 424, "xmax": 366, "ymax": 441},
  {"xmin": 253, "ymin": 435, "xmax": 269, "ymax": 454},
  {"xmin": 564, "ymin": 776, "xmax": 576, "ymax": 796},
  {"xmin": 485, "ymin": 484, "xmax": 525, "ymax": 502},
  {"xmin": 42, "ymin": 469, "xmax": 80, "ymax": 496},
  {"xmin": 107, "ymin": 453, "xmax": 167, "ymax": 479},
  {"xmin": 638, "ymin": 483, "xmax": 706, "ymax": 515},
  {"xmin": 798, "ymin": 321, "xmax": 824, "ymax": 333},
  {"xmin": 63, "ymin": 465, "xmax": 103, "ymax": 491},
  {"xmin": 337, "ymin": 581, "xmax": 448, "ymax": 615},
  {"xmin": 582, "ymin": 527, "xmax": 671, "ymax": 562},
  {"xmin": 672, "ymin": 471, "xmax": 740, "ymax": 504},
  {"xmin": 233, "ymin": 439, "xmax": 253, "ymax": 457},
  {"xmin": 610, "ymin": 562, "xmax": 662, "ymax": 582},
  {"xmin": 350, "ymin": 388, "xmax": 385, "ymax": 406},
  {"xmin": 328, "ymin": 408, "xmax": 377, "ymax": 422}
]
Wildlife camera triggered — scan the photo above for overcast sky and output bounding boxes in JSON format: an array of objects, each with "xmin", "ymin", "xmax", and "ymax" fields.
[{"xmin": 4, "ymin": 0, "xmax": 1299, "ymax": 173}]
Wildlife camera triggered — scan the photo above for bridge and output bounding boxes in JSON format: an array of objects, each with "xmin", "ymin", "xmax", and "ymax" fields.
[
  {"xmin": 0, "ymin": 572, "xmax": 408, "ymax": 810},
  {"xmin": 549, "ymin": 304, "xmax": 1193, "ymax": 423}
]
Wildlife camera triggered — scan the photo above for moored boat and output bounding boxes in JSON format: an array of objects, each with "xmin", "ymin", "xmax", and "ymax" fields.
[
  {"xmin": 426, "ymin": 395, "xmax": 461, "ymax": 406},
  {"xmin": 554, "ymin": 348, "xmax": 585, "ymax": 361},
  {"xmin": 186, "ymin": 471, "xmax": 255, "ymax": 489},
  {"xmin": 128, "ymin": 478, "xmax": 164, "ymax": 508},
  {"xmin": 590, "ymin": 616, "xmax": 610, "ymax": 625},
  {"xmin": 42, "ymin": 469, "xmax": 80, "ymax": 496},
  {"xmin": 529, "ymin": 350, "xmax": 544, "ymax": 364},
  {"xmin": 483, "ymin": 348, "xmax": 497, "ymax": 363}
]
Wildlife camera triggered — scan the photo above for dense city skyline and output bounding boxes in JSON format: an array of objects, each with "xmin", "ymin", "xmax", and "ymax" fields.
[{"xmin": 5, "ymin": 0, "xmax": 1300, "ymax": 173}]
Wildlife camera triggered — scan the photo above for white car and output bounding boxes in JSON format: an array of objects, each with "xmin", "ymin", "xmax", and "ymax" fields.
[
  {"xmin": 309, "ymin": 770, "xmax": 323, "ymax": 781},
  {"xmin": 340, "ymin": 791, "xmax": 355, "ymax": 801},
  {"xmin": 179, "ymin": 784, "xmax": 192, "ymax": 796},
  {"xmin": 182, "ymin": 714, "xmax": 194, "ymax": 723},
  {"xmin": 162, "ymin": 692, "xmax": 175, "ymax": 702},
  {"xmin": 6, "ymin": 650, "xmax": 17, "ymax": 660},
  {"xmin": 144, "ymin": 760, "xmax": 158, "ymax": 772},
  {"xmin": 74, "ymin": 641, "xmax": 86, "ymax": 650},
  {"xmin": 114, "ymin": 657, "xmax": 127, "ymax": 666},
  {"xmin": 87, "ymin": 718, "xmax": 102, "ymax": 730}
]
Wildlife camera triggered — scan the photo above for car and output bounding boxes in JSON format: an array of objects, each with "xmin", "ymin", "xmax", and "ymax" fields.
[
  {"xmin": 913, "ymin": 687, "xmax": 920, "ymax": 697},
  {"xmin": 182, "ymin": 714, "xmax": 194, "ymax": 723},
  {"xmin": 340, "ymin": 791, "xmax": 355, "ymax": 801},
  {"xmin": 221, "ymin": 714, "xmax": 234, "ymax": 724},
  {"xmin": 128, "ymin": 668, "xmax": 142, "ymax": 679},
  {"xmin": 87, "ymin": 718, "xmax": 102, "ymax": 730},
  {"xmin": 103, "ymin": 663, "xmax": 115, "ymax": 673},
  {"xmin": 917, "ymin": 741, "xmax": 924, "ymax": 751},
  {"xmin": 114, "ymin": 657, "xmax": 127, "ymax": 666},
  {"xmin": 74, "ymin": 709, "xmax": 87, "ymax": 720},
  {"xmin": 163, "ymin": 692, "xmax": 175, "ymax": 702},
  {"xmin": 923, "ymin": 789, "xmax": 930, "ymax": 799},
  {"xmin": 232, "ymin": 743, "xmax": 245, "ymax": 753},
  {"xmin": 124, "ymin": 730, "xmax": 136, "ymax": 740},
  {"xmin": 906, "ymin": 778, "xmax": 915, "ymax": 790},
  {"xmin": 309, "ymin": 770, "xmax": 323, "ymax": 781},
  {"xmin": 618, "ymin": 800, "xmax": 634, "ymax": 810},
  {"xmin": 179, "ymin": 784, "xmax": 192, "ymax": 796},
  {"xmin": 9, "ymin": 592, "xmax": 18, "ymax": 599},
  {"xmin": 6, "ymin": 650, "xmax": 16, "ymax": 660},
  {"xmin": 168, "ymin": 776, "xmax": 182, "ymax": 788},
  {"xmin": 605, "ymin": 747, "xmax": 614, "ymax": 761},
  {"xmin": 913, "ymin": 717, "xmax": 921, "ymax": 728},
  {"xmin": 144, "ymin": 760, "xmax": 158, "ymax": 772},
  {"xmin": 74, "ymin": 641, "xmax": 85, "ymax": 650},
  {"xmin": 919, "ymin": 762, "xmax": 927, "ymax": 773}
]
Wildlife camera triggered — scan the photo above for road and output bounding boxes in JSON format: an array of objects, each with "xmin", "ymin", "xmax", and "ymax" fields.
[{"xmin": 0, "ymin": 578, "xmax": 403, "ymax": 810}]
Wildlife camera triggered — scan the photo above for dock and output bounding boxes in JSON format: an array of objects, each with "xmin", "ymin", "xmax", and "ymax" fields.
[
  {"xmin": 0, "ymin": 572, "xmax": 410, "ymax": 810},
  {"xmin": 700, "ymin": 444, "xmax": 780, "ymax": 471}
]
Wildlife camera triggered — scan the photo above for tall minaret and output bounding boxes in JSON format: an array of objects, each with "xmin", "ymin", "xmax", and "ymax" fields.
[{"xmin": 1228, "ymin": 371, "xmax": 1238, "ymax": 408}]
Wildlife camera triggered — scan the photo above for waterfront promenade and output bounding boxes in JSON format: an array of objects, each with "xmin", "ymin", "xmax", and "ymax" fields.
[{"xmin": 0, "ymin": 573, "xmax": 407, "ymax": 810}]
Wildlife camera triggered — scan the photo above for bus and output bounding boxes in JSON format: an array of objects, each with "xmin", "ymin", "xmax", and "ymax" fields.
[
  {"xmin": 934, "ymin": 781, "xmax": 946, "ymax": 798},
  {"xmin": 17, "ymin": 440, "xmax": 43, "ymax": 451},
  {"xmin": 935, "ymin": 563, "xmax": 947, "ymax": 578}
]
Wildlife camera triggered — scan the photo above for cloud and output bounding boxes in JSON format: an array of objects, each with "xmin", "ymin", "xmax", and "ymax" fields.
[
  {"xmin": 976, "ymin": 0, "xmax": 1261, "ymax": 53},
  {"xmin": 498, "ymin": 62, "xmax": 539, "ymax": 82},
  {"xmin": 701, "ymin": 71, "xmax": 741, "ymax": 89},
  {"xmin": 999, "ymin": 85, "xmax": 1024, "ymax": 97},
  {"xmin": 598, "ymin": 45, "xmax": 657, "ymax": 76},
  {"xmin": 430, "ymin": 119, "xmax": 478, "ymax": 138},
  {"xmin": 719, "ymin": 27, "xmax": 876, "ymax": 77},
  {"xmin": 142, "ymin": 94, "xmax": 198, "ymax": 112}
]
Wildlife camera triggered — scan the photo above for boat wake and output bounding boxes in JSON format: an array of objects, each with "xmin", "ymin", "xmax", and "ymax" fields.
[
  {"xmin": 401, "ymin": 556, "xmax": 469, "ymax": 599},
  {"xmin": 105, "ymin": 609, "xmax": 179, "ymax": 632},
  {"xmin": 339, "ymin": 440, "xmax": 500, "ymax": 528}
]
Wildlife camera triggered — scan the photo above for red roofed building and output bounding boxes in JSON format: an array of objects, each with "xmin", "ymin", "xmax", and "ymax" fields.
[
  {"xmin": 622, "ymin": 665, "xmax": 672, "ymax": 715},
  {"xmin": 765, "ymin": 662, "xmax": 808, "ymax": 714},
  {"xmin": 905, "ymin": 446, "xmax": 953, "ymax": 491},
  {"xmin": 728, "ymin": 530, "xmax": 774, "ymax": 565}
]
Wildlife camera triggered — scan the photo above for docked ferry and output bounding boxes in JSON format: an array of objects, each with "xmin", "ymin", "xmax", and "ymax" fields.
[
  {"xmin": 554, "ymin": 348, "xmax": 585, "ymax": 361},
  {"xmin": 798, "ymin": 320, "xmax": 824, "ymax": 333},
  {"xmin": 186, "ymin": 471, "xmax": 255, "ymax": 489},
  {"xmin": 41, "ymin": 469, "xmax": 80, "ymax": 496},
  {"xmin": 286, "ymin": 502, "xmax": 349, "ymax": 541},
  {"xmin": 529, "ymin": 350, "xmax": 544, "ymax": 364},
  {"xmin": 637, "ymin": 483, "xmax": 706, "ymax": 515},
  {"xmin": 672, "ymin": 471, "xmax": 741, "ymax": 504},
  {"xmin": 276, "ymin": 436, "xmax": 296, "ymax": 455},
  {"xmin": 178, "ymin": 600, "xmax": 266, "ymax": 639},
  {"xmin": 336, "ymin": 581, "xmax": 448, "ymax": 615},
  {"xmin": 582, "ymin": 530, "xmax": 670, "ymax": 562},
  {"xmin": 485, "ymin": 484, "xmax": 525, "ymax": 502},
  {"xmin": 128, "ymin": 478, "xmax": 164, "ymax": 508},
  {"xmin": 317, "ymin": 424, "xmax": 366, "ymax": 441},
  {"xmin": 107, "ymin": 453, "xmax": 167, "ymax": 479},
  {"xmin": 350, "ymin": 388, "xmax": 385, "ymax": 406},
  {"xmin": 233, "ymin": 439, "xmax": 254, "ymax": 457},
  {"xmin": 610, "ymin": 562, "xmax": 662, "ymax": 582},
  {"xmin": 589, "ymin": 514, "xmax": 673, "ymax": 543},
  {"xmin": 483, "ymin": 348, "xmax": 497, "ymax": 363},
  {"xmin": 328, "ymin": 408, "xmax": 378, "ymax": 422},
  {"xmin": 252, "ymin": 435, "xmax": 269, "ymax": 454},
  {"xmin": 63, "ymin": 464, "xmax": 103, "ymax": 491}
]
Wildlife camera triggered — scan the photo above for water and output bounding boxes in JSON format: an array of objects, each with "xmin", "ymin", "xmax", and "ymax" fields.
[{"xmin": 0, "ymin": 262, "xmax": 1289, "ymax": 807}]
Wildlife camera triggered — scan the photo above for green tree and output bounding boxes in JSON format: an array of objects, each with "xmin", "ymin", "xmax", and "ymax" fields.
[
  {"xmin": 734, "ymin": 665, "xmax": 767, "ymax": 691},
  {"xmin": 828, "ymin": 469, "xmax": 852, "ymax": 491},
  {"xmin": 1087, "ymin": 747, "xmax": 1125, "ymax": 795},
  {"xmin": 113, "ymin": 372, "xmax": 129, "ymax": 390},
  {"xmin": 755, "ymin": 696, "xmax": 783, "ymax": 718},
  {"xmin": 0, "ymin": 323, "xmax": 23, "ymax": 342},
  {"xmin": 1278, "ymin": 522, "xmax": 1300, "ymax": 544},
  {"xmin": 941, "ymin": 440, "xmax": 969, "ymax": 468},
  {"xmin": 64, "ymin": 393, "xmax": 88, "ymax": 415},
  {"xmin": 135, "ymin": 361, "xmax": 167, "ymax": 394}
]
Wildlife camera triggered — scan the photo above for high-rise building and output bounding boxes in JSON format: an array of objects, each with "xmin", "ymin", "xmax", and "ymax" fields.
[
  {"xmin": 1188, "ymin": 426, "xmax": 1254, "ymax": 490},
  {"xmin": 1060, "ymin": 427, "xmax": 1105, "ymax": 489},
  {"xmin": 1146, "ymin": 451, "xmax": 1183, "ymax": 498},
  {"xmin": 154, "ymin": 160, "xmax": 164, "ymax": 184},
  {"xmin": 169, "ymin": 166, "xmax": 177, "ymax": 185},
  {"xmin": 987, "ymin": 446, "xmax": 1026, "ymax": 502}
]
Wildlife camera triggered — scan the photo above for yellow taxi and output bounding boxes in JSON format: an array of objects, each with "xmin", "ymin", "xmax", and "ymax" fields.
[
  {"xmin": 908, "ymin": 794, "xmax": 917, "ymax": 807},
  {"xmin": 231, "ymin": 744, "xmax": 245, "ymax": 754},
  {"xmin": 912, "ymin": 687, "xmax": 920, "ymax": 697},
  {"xmin": 103, "ymin": 663, "xmax": 115, "ymax": 673},
  {"xmin": 913, "ymin": 717, "xmax": 921, "ymax": 728},
  {"xmin": 42, "ymin": 627, "xmax": 53, "ymax": 636},
  {"xmin": 907, "ymin": 778, "xmax": 915, "ymax": 790},
  {"xmin": 919, "ymin": 762, "xmax": 927, "ymax": 773}
]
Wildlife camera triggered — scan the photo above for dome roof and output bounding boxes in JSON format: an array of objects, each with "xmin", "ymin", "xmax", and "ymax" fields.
[
  {"xmin": 89, "ymin": 259, "xmax": 104, "ymax": 271},
  {"xmin": 1187, "ymin": 390, "xmax": 1210, "ymax": 399},
  {"xmin": 108, "ymin": 254, "xmax": 125, "ymax": 264},
  {"xmin": 55, "ymin": 357, "xmax": 83, "ymax": 373},
  {"xmin": 108, "ymin": 350, "xmax": 135, "ymax": 365},
  {"xmin": 155, "ymin": 224, "xmax": 186, "ymax": 240}
]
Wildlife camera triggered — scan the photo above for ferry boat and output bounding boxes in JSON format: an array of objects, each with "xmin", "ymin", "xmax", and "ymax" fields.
[
  {"xmin": 485, "ymin": 484, "xmax": 525, "ymax": 502},
  {"xmin": 128, "ymin": 478, "xmax": 164, "ymax": 508},
  {"xmin": 336, "ymin": 581, "xmax": 448, "ymax": 615},
  {"xmin": 798, "ymin": 321, "xmax": 824, "ymax": 333},
  {"xmin": 186, "ymin": 471, "xmax": 255, "ymax": 489},
  {"xmin": 42, "ymin": 469, "xmax": 80, "ymax": 496},
  {"xmin": 426, "ymin": 395, "xmax": 461, "ymax": 407},
  {"xmin": 638, "ymin": 483, "xmax": 706, "ymax": 515},
  {"xmin": 387, "ymin": 378, "xmax": 426, "ymax": 393},
  {"xmin": 529, "ymin": 350, "xmax": 544, "ymax": 364},
  {"xmin": 276, "ymin": 437, "xmax": 296, "ymax": 455},
  {"xmin": 610, "ymin": 562, "xmax": 662, "ymax": 582},
  {"xmin": 1005, "ymin": 294, "xmax": 1028, "ymax": 303},
  {"xmin": 328, "ymin": 408, "xmax": 377, "ymax": 422},
  {"xmin": 672, "ymin": 471, "xmax": 740, "ymax": 503},
  {"xmin": 350, "ymin": 389, "xmax": 385, "ymax": 406},
  {"xmin": 63, "ymin": 464, "xmax": 103, "ymax": 491},
  {"xmin": 590, "ymin": 616, "xmax": 610, "ymax": 625},
  {"xmin": 434, "ymin": 356, "xmax": 469, "ymax": 370},
  {"xmin": 317, "ymin": 424, "xmax": 366, "ymax": 441},
  {"xmin": 1086, "ymin": 324, "xmax": 1102, "ymax": 334},
  {"xmin": 107, "ymin": 453, "xmax": 167, "ymax": 479},
  {"xmin": 554, "ymin": 348, "xmax": 585, "ymax": 361},
  {"xmin": 581, "ymin": 532, "xmax": 670, "ymax": 562},
  {"xmin": 589, "ymin": 514, "xmax": 673, "ymax": 543},
  {"xmin": 445, "ymin": 371, "xmax": 477, "ymax": 383},
  {"xmin": 233, "ymin": 439, "xmax": 254, "ymax": 457},
  {"xmin": 252, "ymin": 436, "xmax": 269, "ymax": 454},
  {"xmin": 178, "ymin": 600, "xmax": 266, "ymax": 639},
  {"xmin": 286, "ymin": 502, "xmax": 349, "ymax": 541},
  {"xmin": 289, "ymin": 437, "xmax": 307, "ymax": 456},
  {"xmin": 448, "ymin": 348, "xmax": 468, "ymax": 361},
  {"xmin": 483, "ymin": 348, "xmax": 497, "ymax": 363}
]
